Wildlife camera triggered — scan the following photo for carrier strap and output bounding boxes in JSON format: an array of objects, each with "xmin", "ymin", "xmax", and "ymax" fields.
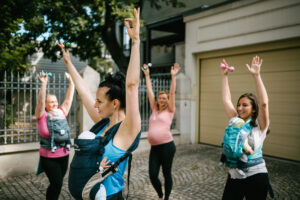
[
  {"xmin": 100, "ymin": 133, "xmax": 140, "ymax": 200},
  {"xmin": 101, "ymin": 151, "xmax": 131, "ymax": 177},
  {"xmin": 126, "ymin": 153, "xmax": 132, "ymax": 200},
  {"xmin": 81, "ymin": 118, "xmax": 141, "ymax": 199}
]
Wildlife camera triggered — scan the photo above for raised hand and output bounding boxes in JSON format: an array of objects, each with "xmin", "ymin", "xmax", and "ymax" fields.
[
  {"xmin": 246, "ymin": 56, "xmax": 263, "ymax": 75},
  {"xmin": 65, "ymin": 72, "xmax": 73, "ymax": 83},
  {"xmin": 124, "ymin": 8, "xmax": 140, "ymax": 41},
  {"xmin": 141, "ymin": 64, "xmax": 150, "ymax": 76},
  {"xmin": 220, "ymin": 59, "xmax": 229, "ymax": 76},
  {"xmin": 38, "ymin": 71, "xmax": 48, "ymax": 84},
  {"xmin": 171, "ymin": 63, "xmax": 181, "ymax": 76},
  {"xmin": 57, "ymin": 42, "xmax": 72, "ymax": 65}
]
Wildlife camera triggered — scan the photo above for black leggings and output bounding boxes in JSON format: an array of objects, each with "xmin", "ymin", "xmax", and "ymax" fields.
[
  {"xmin": 40, "ymin": 155, "xmax": 69, "ymax": 200},
  {"xmin": 107, "ymin": 191, "xmax": 124, "ymax": 200},
  {"xmin": 149, "ymin": 141, "xmax": 176, "ymax": 200},
  {"xmin": 222, "ymin": 173, "xmax": 272, "ymax": 200}
]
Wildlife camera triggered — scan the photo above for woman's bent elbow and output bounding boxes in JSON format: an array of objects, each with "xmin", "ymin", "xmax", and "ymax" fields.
[
  {"xmin": 261, "ymin": 101, "xmax": 268, "ymax": 108},
  {"xmin": 126, "ymin": 82, "xmax": 139, "ymax": 91}
]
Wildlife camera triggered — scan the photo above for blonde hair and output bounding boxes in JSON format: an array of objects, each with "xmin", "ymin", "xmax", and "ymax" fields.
[
  {"xmin": 46, "ymin": 94, "xmax": 57, "ymax": 101},
  {"xmin": 156, "ymin": 90, "xmax": 169, "ymax": 110}
]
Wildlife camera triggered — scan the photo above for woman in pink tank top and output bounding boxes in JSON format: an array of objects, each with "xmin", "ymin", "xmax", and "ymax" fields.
[
  {"xmin": 142, "ymin": 63, "xmax": 180, "ymax": 200},
  {"xmin": 35, "ymin": 72, "xmax": 74, "ymax": 200}
]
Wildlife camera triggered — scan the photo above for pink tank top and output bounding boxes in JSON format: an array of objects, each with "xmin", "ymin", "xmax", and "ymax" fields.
[
  {"xmin": 37, "ymin": 108, "xmax": 69, "ymax": 158},
  {"xmin": 147, "ymin": 107, "xmax": 175, "ymax": 146}
]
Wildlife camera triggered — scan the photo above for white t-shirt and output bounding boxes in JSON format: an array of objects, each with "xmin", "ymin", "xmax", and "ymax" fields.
[{"xmin": 229, "ymin": 122, "xmax": 269, "ymax": 179}]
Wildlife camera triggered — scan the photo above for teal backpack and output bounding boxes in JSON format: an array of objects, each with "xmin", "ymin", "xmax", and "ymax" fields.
[
  {"xmin": 222, "ymin": 119, "xmax": 253, "ymax": 160},
  {"xmin": 221, "ymin": 118, "xmax": 264, "ymax": 168}
]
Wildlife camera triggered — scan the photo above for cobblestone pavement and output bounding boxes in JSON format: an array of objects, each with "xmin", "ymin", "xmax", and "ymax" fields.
[{"xmin": 0, "ymin": 144, "xmax": 299, "ymax": 200}]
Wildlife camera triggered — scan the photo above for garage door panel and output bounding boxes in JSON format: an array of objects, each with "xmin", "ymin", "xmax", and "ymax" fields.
[
  {"xmin": 266, "ymin": 124, "xmax": 300, "ymax": 147},
  {"xmin": 201, "ymin": 48, "xmax": 300, "ymax": 75},
  {"xmin": 258, "ymin": 48, "xmax": 300, "ymax": 72},
  {"xmin": 263, "ymin": 72, "xmax": 300, "ymax": 94},
  {"xmin": 270, "ymin": 92, "xmax": 300, "ymax": 116},
  {"xmin": 263, "ymin": 140, "xmax": 300, "ymax": 160},
  {"xmin": 201, "ymin": 71, "xmax": 300, "ymax": 95},
  {"xmin": 270, "ymin": 114, "xmax": 300, "ymax": 126},
  {"xmin": 200, "ymin": 79, "xmax": 222, "ymax": 92},
  {"xmin": 198, "ymin": 47, "xmax": 300, "ymax": 161},
  {"xmin": 266, "ymin": 132, "xmax": 300, "ymax": 147},
  {"xmin": 200, "ymin": 113, "xmax": 227, "ymax": 128},
  {"xmin": 200, "ymin": 126, "xmax": 224, "ymax": 145}
]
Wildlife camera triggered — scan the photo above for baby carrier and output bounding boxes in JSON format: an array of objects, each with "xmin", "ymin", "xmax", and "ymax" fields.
[
  {"xmin": 39, "ymin": 109, "xmax": 71, "ymax": 153},
  {"xmin": 68, "ymin": 118, "xmax": 141, "ymax": 200},
  {"xmin": 221, "ymin": 118, "xmax": 264, "ymax": 169}
]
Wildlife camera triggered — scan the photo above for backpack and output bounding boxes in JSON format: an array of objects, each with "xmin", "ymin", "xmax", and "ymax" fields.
[
  {"xmin": 222, "ymin": 120, "xmax": 252, "ymax": 160},
  {"xmin": 36, "ymin": 110, "xmax": 71, "ymax": 176},
  {"xmin": 221, "ymin": 118, "xmax": 264, "ymax": 168},
  {"xmin": 39, "ymin": 109, "xmax": 71, "ymax": 153},
  {"xmin": 68, "ymin": 118, "xmax": 141, "ymax": 200}
]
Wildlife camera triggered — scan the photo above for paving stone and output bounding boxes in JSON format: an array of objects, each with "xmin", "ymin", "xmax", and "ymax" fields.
[{"xmin": 0, "ymin": 144, "xmax": 299, "ymax": 199}]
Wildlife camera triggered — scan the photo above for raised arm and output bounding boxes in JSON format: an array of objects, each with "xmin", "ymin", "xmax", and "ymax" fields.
[
  {"xmin": 221, "ymin": 59, "xmax": 237, "ymax": 119},
  {"xmin": 246, "ymin": 56, "xmax": 269, "ymax": 132},
  {"xmin": 35, "ymin": 73, "xmax": 48, "ymax": 119},
  {"xmin": 141, "ymin": 64, "xmax": 155, "ymax": 110},
  {"xmin": 122, "ymin": 8, "xmax": 141, "ymax": 138},
  {"xmin": 57, "ymin": 43, "xmax": 101, "ymax": 123},
  {"xmin": 60, "ymin": 72, "xmax": 75, "ymax": 116},
  {"xmin": 168, "ymin": 63, "xmax": 181, "ymax": 112}
]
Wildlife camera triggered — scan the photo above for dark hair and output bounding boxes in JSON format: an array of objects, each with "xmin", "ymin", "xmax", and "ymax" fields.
[
  {"xmin": 237, "ymin": 93, "xmax": 258, "ymax": 127},
  {"xmin": 237, "ymin": 93, "xmax": 270, "ymax": 134},
  {"xmin": 99, "ymin": 72, "xmax": 126, "ymax": 109}
]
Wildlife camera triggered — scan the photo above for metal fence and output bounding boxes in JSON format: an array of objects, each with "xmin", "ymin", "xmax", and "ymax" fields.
[
  {"xmin": 0, "ymin": 71, "xmax": 78, "ymax": 145},
  {"xmin": 0, "ymin": 71, "xmax": 174, "ymax": 144}
]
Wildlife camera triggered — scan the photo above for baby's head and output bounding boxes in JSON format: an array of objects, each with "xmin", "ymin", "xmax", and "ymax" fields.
[{"xmin": 229, "ymin": 117, "xmax": 245, "ymax": 127}]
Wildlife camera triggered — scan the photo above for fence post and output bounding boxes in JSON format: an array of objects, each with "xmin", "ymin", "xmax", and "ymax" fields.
[{"xmin": 77, "ymin": 66, "xmax": 100, "ymax": 134}]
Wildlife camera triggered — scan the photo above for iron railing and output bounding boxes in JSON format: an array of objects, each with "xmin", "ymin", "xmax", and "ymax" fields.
[
  {"xmin": 0, "ymin": 71, "xmax": 78, "ymax": 144},
  {"xmin": 0, "ymin": 71, "xmax": 175, "ymax": 144}
]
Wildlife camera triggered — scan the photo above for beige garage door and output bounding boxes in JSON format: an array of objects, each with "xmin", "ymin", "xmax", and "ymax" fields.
[{"xmin": 198, "ymin": 46, "xmax": 300, "ymax": 161}]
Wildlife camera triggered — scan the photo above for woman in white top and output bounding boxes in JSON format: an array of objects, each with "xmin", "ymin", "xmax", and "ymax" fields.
[{"xmin": 221, "ymin": 56, "xmax": 272, "ymax": 199}]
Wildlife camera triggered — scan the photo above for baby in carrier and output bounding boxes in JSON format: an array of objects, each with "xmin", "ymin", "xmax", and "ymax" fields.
[
  {"xmin": 221, "ymin": 117, "xmax": 254, "ymax": 175},
  {"xmin": 47, "ymin": 108, "xmax": 71, "ymax": 153},
  {"xmin": 231, "ymin": 117, "xmax": 254, "ymax": 159},
  {"xmin": 78, "ymin": 131, "xmax": 113, "ymax": 200},
  {"xmin": 69, "ymin": 121, "xmax": 141, "ymax": 200}
]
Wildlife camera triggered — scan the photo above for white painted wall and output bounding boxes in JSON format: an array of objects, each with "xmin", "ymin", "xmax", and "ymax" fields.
[{"xmin": 0, "ymin": 142, "xmax": 75, "ymax": 178}]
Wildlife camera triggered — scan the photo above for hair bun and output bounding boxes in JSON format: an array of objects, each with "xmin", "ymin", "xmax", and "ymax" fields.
[
  {"xmin": 99, "ymin": 71, "xmax": 126, "ymax": 109},
  {"xmin": 113, "ymin": 72, "xmax": 125, "ymax": 85},
  {"xmin": 104, "ymin": 72, "xmax": 125, "ymax": 86}
]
